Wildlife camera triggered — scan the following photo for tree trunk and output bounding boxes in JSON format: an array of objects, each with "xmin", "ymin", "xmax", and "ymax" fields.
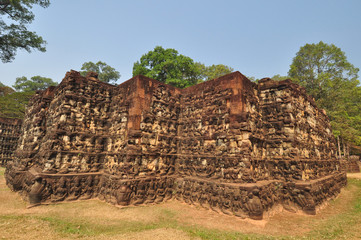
[
  {"xmin": 337, "ymin": 136, "xmax": 341, "ymax": 159},
  {"xmin": 346, "ymin": 143, "xmax": 350, "ymax": 159}
]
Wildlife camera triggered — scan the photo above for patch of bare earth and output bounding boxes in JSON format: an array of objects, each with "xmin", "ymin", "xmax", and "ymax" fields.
[
  {"xmin": 86, "ymin": 229, "xmax": 197, "ymax": 240},
  {"xmin": 347, "ymin": 172, "xmax": 361, "ymax": 179}
]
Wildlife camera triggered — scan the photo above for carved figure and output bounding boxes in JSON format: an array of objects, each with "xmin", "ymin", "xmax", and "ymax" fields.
[{"xmin": 4, "ymin": 71, "xmax": 346, "ymax": 220}]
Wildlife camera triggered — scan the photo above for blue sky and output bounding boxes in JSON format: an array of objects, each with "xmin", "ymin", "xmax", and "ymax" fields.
[{"xmin": 1, "ymin": 0, "xmax": 360, "ymax": 87}]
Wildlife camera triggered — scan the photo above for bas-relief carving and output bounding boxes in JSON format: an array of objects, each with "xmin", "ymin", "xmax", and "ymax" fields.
[{"xmin": 5, "ymin": 71, "xmax": 346, "ymax": 219}]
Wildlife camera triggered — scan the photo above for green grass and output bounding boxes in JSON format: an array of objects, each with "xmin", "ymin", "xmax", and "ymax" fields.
[
  {"xmin": 182, "ymin": 227, "xmax": 276, "ymax": 240},
  {"xmin": 41, "ymin": 215, "xmax": 165, "ymax": 237},
  {"xmin": 0, "ymin": 214, "xmax": 162, "ymax": 237},
  {"xmin": 35, "ymin": 215, "xmax": 269, "ymax": 239},
  {"xmin": 0, "ymin": 206, "xmax": 272, "ymax": 239}
]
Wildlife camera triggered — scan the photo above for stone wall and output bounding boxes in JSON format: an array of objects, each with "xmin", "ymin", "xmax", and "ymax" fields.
[
  {"xmin": 0, "ymin": 117, "xmax": 22, "ymax": 166},
  {"xmin": 5, "ymin": 70, "xmax": 346, "ymax": 219},
  {"xmin": 346, "ymin": 155, "xmax": 360, "ymax": 173}
]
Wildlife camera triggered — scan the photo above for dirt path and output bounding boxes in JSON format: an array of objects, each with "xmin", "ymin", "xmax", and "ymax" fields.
[{"xmin": 347, "ymin": 172, "xmax": 361, "ymax": 179}]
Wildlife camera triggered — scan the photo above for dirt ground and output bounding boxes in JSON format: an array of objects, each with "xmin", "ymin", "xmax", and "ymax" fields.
[
  {"xmin": 347, "ymin": 172, "xmax": 361, "ymax": 179},
  {"xmin": 1, "ymin": 168, "xmax": 361, "ymax": 240}
]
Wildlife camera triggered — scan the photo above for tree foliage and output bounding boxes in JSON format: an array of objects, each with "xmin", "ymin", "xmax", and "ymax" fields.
[
  {"xmin": 289, "ymin": 41, "xmax": 359, "ymax": 101},
  {"xmin": 0, "ymin": 84, "xmax": 32, "ymax": 119},
  {"xmin": 0, "ymin": 0, "xmax": 49, "ymax": 63},
  {"xmin": 288, "ymin": 41, "xmax": 361, "ymax": 150},
  {"xmin": 245, "ymin": 76, "xmax": 259, "ymax": 83},
  {"xmin": 0, "ymin": 85, "xmax": 15, "ymax": 96},
  {"xmin": 13, "ymin": 75, "xmax": 57, "ymax": 92},
  {"xmin": 133, "ymin": 46, "xmax": 235, "ymax": 88},
  {"xmin": 271, "ymin": 74, "xmax": 289, "ymax": 81},
  {"xmin": 80, "ymin": 61, "xmax": 120, "ymax": 84},
  {"xmin": 196, "ymin": 63, "xmax": 233, "ymax": 81},
  {"xmin": 0, "ymin": 90, "xmax": 34, "ymax": 118},
  {"xmin": 133, "ymin": 46, "xmax": 200, "ymax": 88}
]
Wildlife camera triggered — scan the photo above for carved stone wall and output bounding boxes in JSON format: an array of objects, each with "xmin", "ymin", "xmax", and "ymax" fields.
[
  {"xmin": 346, "ymin": 155, "xmax": 360, "ymax": 173},
  {"xmin": 5, "ymin": 71, "xmax": 346, "ymax": 219},
  {"xmin": 0, "ymin": 117, "xmax": 22, "ymax": 166}
]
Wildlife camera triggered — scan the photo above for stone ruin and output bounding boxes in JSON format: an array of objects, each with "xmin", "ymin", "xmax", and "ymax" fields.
[
  {"xmin": 5, "ymin": 70, "xmax": 346, "ymax": 220},
  {"xmin": 346, "ymin": 155, "xmax": 360, "ymax": 173},
  {"xmin": 0, "ymin": 117, "xmax": 22, "ymax": 166}
]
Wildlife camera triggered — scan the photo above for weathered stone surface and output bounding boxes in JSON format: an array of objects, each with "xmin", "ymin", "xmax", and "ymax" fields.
[
  {"xmin": 0, "ymin": 117, "xmax": 22, "ymax": 166},
  {"xmin": 346, "ymin": 155, "xmax": 360, "ymax": 173},
  {"xmin": 5, "ymin": 71, "xmax": 346, "ymax": 219}
]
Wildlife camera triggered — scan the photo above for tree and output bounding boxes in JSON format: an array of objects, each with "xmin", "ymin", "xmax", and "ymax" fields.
[
  {"xmin": 0, "ymin": 90, "xmax": 34, "ymax": 118},
  {"xmin": 0, "ymin": 83, "xmax": 31, "ymax": 119},
  {"xmin": 271, "ymin": 74, "xmax": 289, "ymax": 81},
  {"xmin": 288, "ymin": 41, "xmax": 361, "ymax": 152},
  {"xmin": 246, "ymin": 76, "xmax": 259, "ymax": 82},
  {"xmin": 133, "ymin": 46, "xmax": 200, "ymax": 88},
  {"xmin": 80, "ymin": 61, "xmax": 120, "ymax": 84},
  {"xmin": 196, "ymin": 63, "xmax": 234, "ymax": 81},
  {"xmin": 0, "ymin": 0, "xmax": 50, "ymax": 63},
  {"xmin": 13, "ymin": 75, "xmax": 57, "ymax": 92},
  {"xmin": 288, "ymin": 41, "xmax": 359, "ymax": 101}
]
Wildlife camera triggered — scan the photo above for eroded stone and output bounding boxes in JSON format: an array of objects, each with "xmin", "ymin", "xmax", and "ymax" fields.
[{"xmin": 5, "ymin": 71, "xmax": 346, "ymax": 220}]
